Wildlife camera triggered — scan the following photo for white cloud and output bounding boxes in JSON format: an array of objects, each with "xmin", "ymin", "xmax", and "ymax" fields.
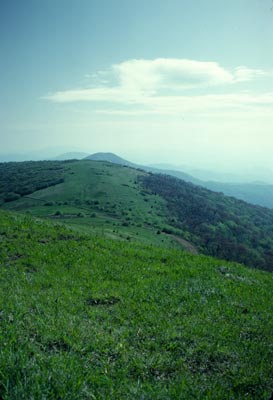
[
  {"xmin": 234, "ymin": 66, "xmax": 270, "ymax": 82},
  {"xmin": 45, "ymin": 87, "xmax": 140, "ymax": 104},
  {"xmin": 114, "ymin": 58, "xmax": 234, "ymax": 91},
  {"xmin": 95, "ymin": 92, "xmax": 273, "ymax": 117},
  {"xmin": 44, "ymin": 58, "xmax": 273, "ymax": 117}
]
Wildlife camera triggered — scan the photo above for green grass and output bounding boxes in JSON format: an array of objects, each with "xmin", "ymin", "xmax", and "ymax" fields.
[
  {"xmin": 0, "ymin": 209, "xmax": 273, "ymax": 399},
  {"xmin": 3, "ymin": 160, "xmax": 182, "ymax": 249},
  {"xmin": 2, "ymin": 159, "xmax": 273, "ymax": 270}
]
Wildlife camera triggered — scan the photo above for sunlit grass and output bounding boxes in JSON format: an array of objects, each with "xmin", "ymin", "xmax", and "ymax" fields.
[{"xmin": 0, "ymin": 210, "xmax": 272, "ymax": 399}]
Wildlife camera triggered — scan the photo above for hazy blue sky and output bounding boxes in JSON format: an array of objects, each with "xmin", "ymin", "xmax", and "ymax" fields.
[{"xmin": 1, "ymin": 0, "xmax": 273, "ymax": 170}]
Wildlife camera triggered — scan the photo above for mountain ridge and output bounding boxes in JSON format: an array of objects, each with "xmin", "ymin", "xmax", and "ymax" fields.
[
  {"xmin": 51, "ymin": 152, "xmax": 89, "ymax": 160},
  {"xmin": 85, "ymin": 152, "xmax": 136, "ymax": 167},
  {"xmin": 2, "ymin": 159, "xmax": 273, "ymax": 271},
  {"xmin": 84, "ymin": 152, "xmax": 273, "ymax": 209}
]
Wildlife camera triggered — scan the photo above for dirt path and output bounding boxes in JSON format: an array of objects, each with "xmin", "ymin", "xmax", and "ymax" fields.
[{"xmin": 165, "ymin": 234, "xmax": 199, "ymax": 254}]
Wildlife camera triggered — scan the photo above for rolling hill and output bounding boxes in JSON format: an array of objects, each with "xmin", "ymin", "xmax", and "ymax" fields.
[
  {"xmin": 85, "ymin": 153, "xmax": 203, "ymax": 185},
  {"xmin": 1, "ymin": 159, "xmax": 273, "ymax": 271},
  {"xmin": 85, "ymin": 153, "xmax": 273, "ymax": 209},
  {"xmin": 0, "ymin": 160, "xmax": 179, "ymax": 249},
  {"xmin": 85, "ymin": 152, "xmax": 136, "ymax": 167}
]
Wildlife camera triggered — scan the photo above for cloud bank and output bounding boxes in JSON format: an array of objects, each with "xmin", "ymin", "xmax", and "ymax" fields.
[{"xmin": 44, "ymin": 58, "xmax": 273, "ymax": 116}]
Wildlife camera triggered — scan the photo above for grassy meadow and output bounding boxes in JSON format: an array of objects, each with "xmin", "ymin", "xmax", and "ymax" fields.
[
  {"xmin": 2, "ymin": 161, "xmax": 181, "ymax": 249},
  {"xmin": 2, "ymin": 160, "xmax": 273, "ymax": 271},
  {"xmin": 0, "ymin": 209, "xmax": 273, "ymax": 399}
]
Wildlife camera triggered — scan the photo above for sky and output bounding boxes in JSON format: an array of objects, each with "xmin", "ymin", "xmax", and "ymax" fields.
[{"xmin": 1, "ymin": 0, "xmax": 273, "ymax": 173}]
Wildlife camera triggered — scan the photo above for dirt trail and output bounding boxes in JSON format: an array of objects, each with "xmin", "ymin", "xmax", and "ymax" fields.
[{"xmin": 165, "ymin": 234, "xmax": 198, "ymax": 254}]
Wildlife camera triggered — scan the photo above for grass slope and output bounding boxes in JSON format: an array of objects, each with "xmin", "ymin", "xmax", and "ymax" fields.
[
  {"xmin": 85, "ymin": 154, "xmax": 273, "ymax": 209},
  {"xmin": 0, "ymin": 209, "xmax": 273, "ymax": 399},
  {"xmin": 2, "ymin": 160, "xmax": 273, "ymax": 271},
  {"xmin": 2, "ymin": 160, "xmax": 182, "ymax": 249}
]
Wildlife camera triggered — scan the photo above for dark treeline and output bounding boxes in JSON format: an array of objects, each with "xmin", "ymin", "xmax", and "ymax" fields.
[
  {"xmin": 140, "ymin": 173, "xmax": 273, "ymax": 271},
  {"xmin": 0, "ymin": 161, "xmax": 66, "ymax": 204}
]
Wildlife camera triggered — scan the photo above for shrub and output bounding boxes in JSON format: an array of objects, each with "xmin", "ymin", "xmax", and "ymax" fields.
[
  {"xmin": 54, "ymin": 210, "xmax": 63, "ymax": 216},
  {"xmin": 45, "ymin": 201, "xmax": 55, "ymax": 206},
  {"xmin": 4, "ymin": 192, "xmax": 21, "ymax": 202}
]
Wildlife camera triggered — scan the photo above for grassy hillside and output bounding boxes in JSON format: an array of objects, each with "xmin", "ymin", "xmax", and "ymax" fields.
[
  {"xmin": 2, "ymin": 160, "xmax": 182, "ymax": 249},
  {"xmin": 0, "ymin": 209, "xmax": 273, "ymax": 399},
  {"xmin": 85, "ymin": 153, "xmax": 273, "ymax": 209},
  {"xmin": 2, "ymin": 160, "xmax": 273, "ymax": 271}
]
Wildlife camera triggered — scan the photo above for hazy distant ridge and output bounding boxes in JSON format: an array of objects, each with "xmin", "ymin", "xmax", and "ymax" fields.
[
  {"xmin": 85, "ymin": 152, "xmax": 273, "ymax": 209},
  {"xmin": 84, "ymin": 152, "xmax": 136, "ymax": 167},
  {"xmin": 51, "ymin": 152, "xmax": 89, "ymax": 161}
]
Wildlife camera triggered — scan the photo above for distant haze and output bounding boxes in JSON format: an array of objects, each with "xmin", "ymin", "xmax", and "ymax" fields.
[
  {"xmin": 1, "ymin": 147, "xmax": 272, "ymax": 185},
  {"xmin": 1, "ymin": 1, "xmax": 273, "ymax": 177}
]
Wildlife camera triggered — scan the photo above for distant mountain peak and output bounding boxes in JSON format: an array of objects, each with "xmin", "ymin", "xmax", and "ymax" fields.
[{"xmin": 85, "ymin": 152, "xmax": 135, "ymax": 167}]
